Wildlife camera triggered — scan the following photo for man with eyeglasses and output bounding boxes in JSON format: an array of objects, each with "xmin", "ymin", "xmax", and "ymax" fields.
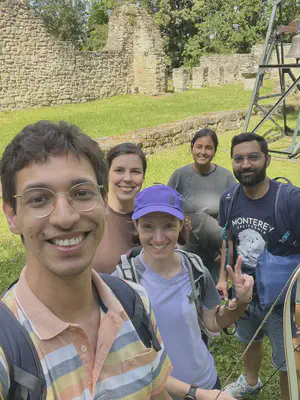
[
  {"xmin": 217, "ymin": 133, "xmax": 300, "ymax": 400},
  {"xmin": 217, "ymin": 132, "xmax": 300, "ymax": 399},
  {"xmin": 0, "ymin": 121, "xmax": 172, "ymax": 399}
]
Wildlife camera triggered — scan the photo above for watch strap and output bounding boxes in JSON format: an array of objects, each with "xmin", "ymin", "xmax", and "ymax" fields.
[{"xmin": 184, "ymin": 384, "xmax": 198, "ymax": 399}]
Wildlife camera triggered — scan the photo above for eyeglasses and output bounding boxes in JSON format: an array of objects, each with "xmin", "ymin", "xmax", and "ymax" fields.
[
  {"xmin": 13, "ymin": 182, "xmax": 104, "ymax": 218},
  {"xmin": 232, "ymin": 153, "xmax": 266, "ymax": 165}
]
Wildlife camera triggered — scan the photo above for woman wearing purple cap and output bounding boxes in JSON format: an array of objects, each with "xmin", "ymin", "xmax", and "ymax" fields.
[{"xmin": 116, "ymin": 184, "xmax": 253, "ymax": 400}]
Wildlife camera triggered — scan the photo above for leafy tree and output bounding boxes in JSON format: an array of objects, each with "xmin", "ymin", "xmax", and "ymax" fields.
[
  {"xmin": 87, "ymin": 0, "xmax": 111, "ymax": 29},
  {"xmin": 83, "ymin": 24, "xmax": 109, "ymax": 50},
  {"xmin": 83, "ymin": 0, "xmax": 110, "ymax": 50},
  {"xmin": 143, "ymin": 0, "xmax": 199, "ymax": 68},
  {"xmin": 264, "ymin": 0, "xmax": 300, "ymax": 43},
  {"xmin": 182, "ymin": 0, "xmax": 268, "ymax": 66},
  {"xmin": 29, "ymin": 0, "xmax": 300, "ymax": 68},
  {"xmin": 30, "ymin": 0, "xmax": 89, "ymax": 46},
  {"xmin": 183, "ymin": 0, "xmax": 300, "ymax": 67},
  {"xmin": 84, "ymin": 0, "xmax": 134, "ymax": 51}
]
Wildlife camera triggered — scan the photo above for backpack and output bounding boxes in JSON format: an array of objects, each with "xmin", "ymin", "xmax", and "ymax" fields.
[
  {"xmin": 0, "ymin": 274, "xmax": 161, "ymax": 400},
  {"xmin": 222, "ymin": 178, "xmax": 300, "ymax": 309},
  {"xmin": 115, "ymin": 248, "xmax": 214, "ymax": 341},
  {"xmin": 0, "ymin": 300, "xmax": 46, "ymax": 400}
]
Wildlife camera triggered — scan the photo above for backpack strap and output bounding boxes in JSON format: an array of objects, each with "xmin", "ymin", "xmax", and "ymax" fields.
[
  {"xmin": 275, "ymin": 183, "xmax": 289, "ymax": 243},
  {"xmin": 127, "ymin": 246, "xmax": 143, "ymax": 259},
  {"xmin": 100, "ymin": 274, "xmax": 161, "ymax": 352},
  {"xmin": 0, "ymin": 300, "xmax": 46, "ymax": 400},
  {"xmin": 273, "ymin": 182, "xmax": 300, "ymax": 248},
  {"xmin": 177, "ymin": 250, "xmax": 214, "ymax": 341},
  {"xmin": 178, "ymin": 250, "xmax": 205, "ymax": 302},
  {"xmin": 222, "ymin": 184, "xmax": 240, "ymax": 269},
  {"xmin": 116, "ymin": 254, "xmax": 140, "ymax": 283},
  {"xmin": 273, "ymin": 176, "xmax": 292, "ymax": 184}
]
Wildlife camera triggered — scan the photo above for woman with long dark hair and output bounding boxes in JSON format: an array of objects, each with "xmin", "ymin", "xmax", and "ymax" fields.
[{"xmin": 168, "ymin": 128, "xmax": 236, "ymax": 283}]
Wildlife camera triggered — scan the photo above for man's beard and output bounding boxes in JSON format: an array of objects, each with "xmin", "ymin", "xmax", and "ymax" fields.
[{"xmin": 234, "ymin": 166, "xmax": 267, "ymax": 187}]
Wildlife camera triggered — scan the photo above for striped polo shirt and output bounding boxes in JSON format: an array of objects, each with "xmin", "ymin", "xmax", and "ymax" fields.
[{"xmin": 0, "ymin": 269, "xmax": 171, "ymax": 399}]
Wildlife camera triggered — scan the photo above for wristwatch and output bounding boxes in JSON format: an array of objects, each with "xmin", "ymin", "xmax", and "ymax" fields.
[{"xmin": 184, "ymin": 384, "xmax": 199, "ymax": 399}]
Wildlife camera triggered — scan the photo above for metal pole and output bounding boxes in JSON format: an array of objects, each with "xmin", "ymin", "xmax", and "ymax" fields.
[
  {"xmin": 253, "ymin": 76, "xmax": 300, "ymax": 133},
  {"xmin": 243, "ymin": 1, "xmax": 281, "ymax": 132}
]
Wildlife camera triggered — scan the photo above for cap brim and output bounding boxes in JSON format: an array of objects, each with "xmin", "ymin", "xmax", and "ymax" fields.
[{"xmin": 132, "ymin": 205, "xmax": 184, "ymax": 221}]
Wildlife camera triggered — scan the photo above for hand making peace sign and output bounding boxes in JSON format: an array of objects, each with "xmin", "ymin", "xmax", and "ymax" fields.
[{"xmin": 226, "ymin": 256, "xmax": 254, "ymax": 303}]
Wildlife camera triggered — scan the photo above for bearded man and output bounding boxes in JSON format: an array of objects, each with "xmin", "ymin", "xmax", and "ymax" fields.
[{"xmin": 217, "ymin": 132, "xmax": 300, "ymax": 400}]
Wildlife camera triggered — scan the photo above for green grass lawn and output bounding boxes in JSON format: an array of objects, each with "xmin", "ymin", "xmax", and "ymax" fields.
[
  {"xmin": 0, "ymin": 82, "xmax": 299, "ymax": 399},
  {"xmin": 0, "ymin": 81, "xmax": 276, "ymax": 155}
]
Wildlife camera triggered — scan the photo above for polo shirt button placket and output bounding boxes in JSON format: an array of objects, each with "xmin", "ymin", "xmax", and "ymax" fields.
[{"xmin": 81, "ymin": 345, "xmax": 88, "ymax": 353}]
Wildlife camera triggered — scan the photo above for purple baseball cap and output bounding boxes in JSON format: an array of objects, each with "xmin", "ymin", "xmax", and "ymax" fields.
[{"xmin": 132, "ymin": 184, "xmax": 184, "ymax": 220}]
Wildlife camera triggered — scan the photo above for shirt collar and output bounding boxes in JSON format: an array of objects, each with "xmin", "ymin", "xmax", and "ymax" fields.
[{"xmin": 15, "ymin": 268, "xmax": 124, "ymax": 340}]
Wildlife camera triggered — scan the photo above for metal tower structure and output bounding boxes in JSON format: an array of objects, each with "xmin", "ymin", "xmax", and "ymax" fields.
[{"xmin": 243, "ymin": 0, "xmax": 300, "ymax": 158}]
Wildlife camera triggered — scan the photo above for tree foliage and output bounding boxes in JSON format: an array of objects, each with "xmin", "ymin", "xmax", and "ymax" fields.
[
  {"xmin": 142, "ymin": 0, "xmax": 300, "ymax": 68},
  {"xmin": 138, "ymin": 0, "xmax": 270, "ymax": 68},
  {"xmin": 83, "ymin": 0, "xmax": 111, "ymax": 50},
  {"xmin": 142, "ymin": 0, "xmax": 198, "ymax": 68},
  {"xmin": 30, "ymin": 0, "xmax": 89, "ymax": 45},
  {"xmin": 83, "ymin": 23, "xmax": 109, "ymax": 50},
  {"xmin": 182, "ymin": 0, "xmax": 268, "ymax": 66},
  {"xmin": 84, "ymin": 0, "xmax": 135, "ymax": 51},
  {"xmin": 29, "ymin": 0, "xmax": 300, "ymax": 65},
  {"xmin": 88, "ymin": 0, "xmax": 110, "ymax": 29}
]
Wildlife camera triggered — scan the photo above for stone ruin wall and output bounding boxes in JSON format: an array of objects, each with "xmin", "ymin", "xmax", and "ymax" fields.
[
  {"xmin": 192, "ymin": 53, "xmax": 255, "ymax": 88},
  {"xmin": 0, "ymin": 0, "xmax": 167, "ymax": 112},
  {"xmin": 192, "ymin": 44, "xmax": 294, "ymax": 88},
  {"xmin": 97, "ymin": 109, "xmax": 246, "ymax": 155}
]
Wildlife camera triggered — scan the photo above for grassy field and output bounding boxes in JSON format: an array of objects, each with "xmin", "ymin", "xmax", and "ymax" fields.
[
  {"xmin": 1, "ymin": 82, "xmax": 299, "ymax": 399},
  {"xmin": 0, "ymin": 81, "xmax": 278, "ymax": 155}
]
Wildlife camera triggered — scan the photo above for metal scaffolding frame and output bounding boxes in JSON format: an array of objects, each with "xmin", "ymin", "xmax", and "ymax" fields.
[{"xmin": 243, "ymin": 0, "xmax": 300, "ymax": 158}]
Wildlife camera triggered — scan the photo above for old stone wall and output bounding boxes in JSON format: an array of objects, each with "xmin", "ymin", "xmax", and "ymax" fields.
[
  {"xmin": 192, "ymin": 44, "xmax": 292, "ymax": 88},
  {"xmin": 172, "ymin": 68, "xmax": 189, "ymax": 92},
  {"xmin": 97, "ymin": 109, "xmax": 245, "ymax": 154},
  {"xmin": 0, "ymin": 1, "xmax": 166, "ymax": 111},
  {"xmin": 193, "ymin": 53, "xmax": 255, "ymax": 88}
]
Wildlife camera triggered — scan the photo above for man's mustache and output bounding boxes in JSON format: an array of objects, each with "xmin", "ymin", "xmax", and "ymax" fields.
[{"xmin": 240, "ymin": 168, "xmax": 256, "ymax": 173}]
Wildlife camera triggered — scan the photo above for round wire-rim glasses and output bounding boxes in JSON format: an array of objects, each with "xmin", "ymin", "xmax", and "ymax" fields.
[{"xmin": 13, "ymin": 182, "xmax": 104, "ymax": 218}]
